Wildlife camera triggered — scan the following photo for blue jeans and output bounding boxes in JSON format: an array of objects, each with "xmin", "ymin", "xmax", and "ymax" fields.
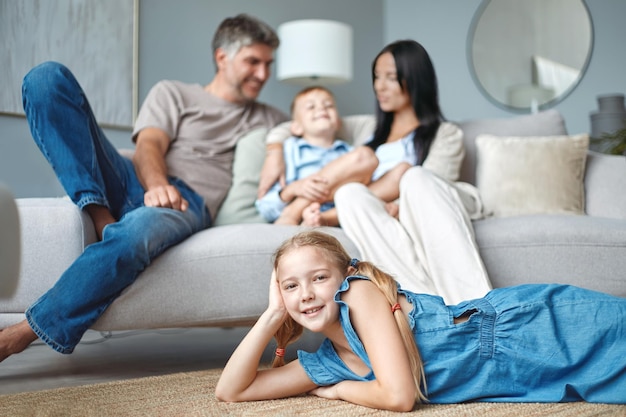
[{"xmin": 22, "ymin": 61, "xmax": 211, "ymax": 353}]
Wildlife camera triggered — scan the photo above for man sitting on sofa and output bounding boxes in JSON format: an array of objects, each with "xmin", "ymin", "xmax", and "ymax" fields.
[{"xmin": 0, "ymin": 14, "xmax": 287, "ymax": 362}]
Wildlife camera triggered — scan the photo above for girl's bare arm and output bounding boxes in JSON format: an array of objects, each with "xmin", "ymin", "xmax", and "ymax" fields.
[
  {"xmin": 312, "ymin": 146, "xmax": 378, "ymax": 199},
  {"xmin": 367, "ymin": 162, "xmax": 412, "ymax": 203},
  {"xmin": 311, "ymin": 280, "xmax": 417, "ymax": 411},
  {"xmin": 215, "ymin": 274, "xmax": 317, "ymax": 401}
]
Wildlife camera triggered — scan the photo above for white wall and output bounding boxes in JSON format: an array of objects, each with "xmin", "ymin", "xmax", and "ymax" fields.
[{"xmin": 383, "ymin": 0, "xmax": 626, "ymax": 134}]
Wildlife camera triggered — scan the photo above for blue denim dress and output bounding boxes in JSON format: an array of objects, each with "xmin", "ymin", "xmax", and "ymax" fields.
[{"xmin": 298, "ymin": 276, "xmax": 626, "ymax": 403}]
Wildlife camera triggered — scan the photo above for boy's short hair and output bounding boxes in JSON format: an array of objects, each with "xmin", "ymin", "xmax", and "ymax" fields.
[
  {"xmin": 290, "ymin": 86, "xmax": 335, "ymax": 116},
  {"xmin": 212, "ymin": 14, "xmax": 279, "ymax": 65}
]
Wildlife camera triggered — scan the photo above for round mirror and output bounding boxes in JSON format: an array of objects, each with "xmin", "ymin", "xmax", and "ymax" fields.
[{"xmin": 468, "ymin": 0, "xmax": 593, "ymax": 112}]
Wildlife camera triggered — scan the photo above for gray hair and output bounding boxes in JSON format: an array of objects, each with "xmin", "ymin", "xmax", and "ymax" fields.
[{"xmin": 212, "ymin": 14, "xmax": 279, "ymax": 66}]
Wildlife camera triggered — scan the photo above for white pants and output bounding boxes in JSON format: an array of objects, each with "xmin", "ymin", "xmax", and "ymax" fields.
[{"xmin": 335, "ymin": 167, "xmax": 492, "ymax": 305}]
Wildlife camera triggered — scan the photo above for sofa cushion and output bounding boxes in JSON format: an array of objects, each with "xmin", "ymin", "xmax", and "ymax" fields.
[
  {"xmin": 474, "ymin": 215, "xmax": 626, "ymax": 297},
  {"xmin": 584, "ymin": 151, "xmax": 626, "ymax": 219},
  {"xmin": 214, "ymin": 128, "xmax": 269, "ymax": 226},
  {"xmin": 0, "ymin": 198, "xmax": 97, "ymax": 323},
  {"xmin": 475, "ymin": 133, "xmax": 589, "ymax": 217},
  {"xmin": 93, "ymin": 224, "xmax": 360, "ymax": 330},
  {"xmin": 457, "ymin": 109, "xmax": 568, "ymax": 184}
]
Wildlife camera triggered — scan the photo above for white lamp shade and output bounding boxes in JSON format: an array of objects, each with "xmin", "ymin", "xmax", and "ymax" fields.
[{"xmin": 277, "ymin": 19, "xmax": 353, "ymax": 85}]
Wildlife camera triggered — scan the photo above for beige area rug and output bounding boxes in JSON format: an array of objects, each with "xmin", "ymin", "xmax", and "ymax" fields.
[{"xmin": 1, "ymin": 369, "xmax": 625, "ymax": 417}]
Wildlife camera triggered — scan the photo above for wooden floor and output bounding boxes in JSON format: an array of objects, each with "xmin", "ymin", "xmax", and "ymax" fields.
[{"xmin": 0, "ymin": 327, "xmax": 323, "ymax": 395}]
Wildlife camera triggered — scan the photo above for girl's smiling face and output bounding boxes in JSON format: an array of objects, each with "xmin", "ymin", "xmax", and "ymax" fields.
[{"xmin": 276, "ymin": 246, "xmax": 346, "ymax": 334}]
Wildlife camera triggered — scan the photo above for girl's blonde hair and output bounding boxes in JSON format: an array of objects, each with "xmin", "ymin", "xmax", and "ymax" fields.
[{"xmin": 271, "ymin": 230, "xmax": 427, "ymax": 403}]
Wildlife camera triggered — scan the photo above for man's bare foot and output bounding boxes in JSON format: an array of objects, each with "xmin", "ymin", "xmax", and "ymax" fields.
[
  {"xmin": 0, "ymin": 320, "xmax": 38, "ymax": 363},
  {"xmin": 302, "ymin": 203, "xmax": 322, "ymax": 227},
  {"xmin": 85, "ymin": 204, "xmax": 116, "ymax": 240}
]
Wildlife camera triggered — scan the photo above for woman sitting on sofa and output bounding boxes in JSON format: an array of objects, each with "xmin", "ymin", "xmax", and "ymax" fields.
[{"xmin": 259, "ymin": 40, "xmax": 491, "ymax": 304}]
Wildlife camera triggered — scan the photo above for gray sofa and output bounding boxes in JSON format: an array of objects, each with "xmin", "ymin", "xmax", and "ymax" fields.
[{"xmin": 2, "ymin": 109, "xmax": 625, "ymax": 333}]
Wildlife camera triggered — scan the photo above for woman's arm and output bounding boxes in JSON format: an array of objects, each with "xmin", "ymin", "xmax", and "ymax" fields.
[
  {"xmin": 367, "ymin": 162, "xmax": 412, "ymax": 203},
  {"xmin": 279, "ymin": 175, "xmax": 331, "ymax": 204},
  {"xmin": 312, "ymin": 280, "xmax": 417, "ymax": 411},
  {"xmin": 215, "ymin": 273, "xmax": 317, "ymax": 402},
  {"xmin": 311, "ymin": 146, "xmax": 379, "ymax": 199}
]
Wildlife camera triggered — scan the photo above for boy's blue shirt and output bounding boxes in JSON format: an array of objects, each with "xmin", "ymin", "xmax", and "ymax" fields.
[{"xmin": 255, "ymin": 136, "xmax": 352, "ymax": 222}]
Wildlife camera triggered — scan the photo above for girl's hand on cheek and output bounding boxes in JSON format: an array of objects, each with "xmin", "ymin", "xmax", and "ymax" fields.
[
  {"xmin": 268, "ymin": 270, "xmax": 288, "ymax": 319},
  {"xmin": 309, "ymin": 385, "xmax": 339, "ymax": 400}
]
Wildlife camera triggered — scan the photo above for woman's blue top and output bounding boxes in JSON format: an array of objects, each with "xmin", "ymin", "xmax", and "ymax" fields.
[
  {"xmin": 298, "ymin": 275, "xmax": 626, "ymax": 403},
  {"xmin": 370, "ymin": 131, "xmax": 416, "ymax": 181}
]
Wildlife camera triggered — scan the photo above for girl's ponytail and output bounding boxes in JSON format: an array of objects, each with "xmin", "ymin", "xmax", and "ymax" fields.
[
  {"xmin": 271, "ymin": 316, "xmax": 303, "ymax": 368},
  {"xmin": 351, "ymin": 259, "xmax": 428, "ymax": 403}
]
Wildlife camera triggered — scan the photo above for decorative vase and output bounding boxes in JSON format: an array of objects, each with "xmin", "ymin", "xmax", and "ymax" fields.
[{"xmin": 590, "ymin": 94, "xmax": 626, "ymax": 139}]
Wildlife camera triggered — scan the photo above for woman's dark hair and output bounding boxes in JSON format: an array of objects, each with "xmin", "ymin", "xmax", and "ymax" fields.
[{"xmin": 368, "ymin": 40, "xmax": 444, "ymax": 165}]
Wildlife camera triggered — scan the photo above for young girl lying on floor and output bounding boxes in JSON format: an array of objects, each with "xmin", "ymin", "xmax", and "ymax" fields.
[{"xmin": 215, "ymin": 230, "xmax": 626, "ymax": 412}]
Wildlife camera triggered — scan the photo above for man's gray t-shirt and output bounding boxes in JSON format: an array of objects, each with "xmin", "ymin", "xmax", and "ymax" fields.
[{"xmin": 132, "ymin": 80, "xmax": 287, "ymax": 219}]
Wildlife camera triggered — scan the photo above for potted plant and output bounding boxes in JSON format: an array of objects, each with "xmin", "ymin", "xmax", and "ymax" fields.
[{"xmin": 591, "ymin": 127, "xmax": 626, "ymax": 156}]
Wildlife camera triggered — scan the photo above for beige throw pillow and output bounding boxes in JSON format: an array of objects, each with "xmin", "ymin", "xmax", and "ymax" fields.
[{"xmin": 475, "ymin": 133, "xmax": 589, "ymax": 217}]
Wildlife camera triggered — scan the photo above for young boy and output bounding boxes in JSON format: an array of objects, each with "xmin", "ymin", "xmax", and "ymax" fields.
[{"xmin": 255, "ymin": 86, "xmax": 353, "ymax": 226}]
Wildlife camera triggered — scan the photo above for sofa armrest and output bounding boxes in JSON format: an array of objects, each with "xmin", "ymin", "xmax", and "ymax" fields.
[
  {"xmin": 0, "ymin": 184, "xmax": 19, "ymax": 298},
  {"xmin": 584, "ymin": 151, "xmax": 626, "ymax": 219},
  {"xmin": 5, "ymin": 199, "xmax": 97, "ymax": 313}
]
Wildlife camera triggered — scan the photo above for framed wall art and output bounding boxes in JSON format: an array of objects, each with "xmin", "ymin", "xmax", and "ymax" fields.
[{"xmin": 0, "ymin": 0, "xmax": 139, "ymax": 129}]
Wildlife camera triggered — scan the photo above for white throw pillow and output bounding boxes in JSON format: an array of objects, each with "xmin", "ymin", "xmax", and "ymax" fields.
[{"xmin": 475, "ymin": 133, "xmax": 589, "ymax": 217}]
